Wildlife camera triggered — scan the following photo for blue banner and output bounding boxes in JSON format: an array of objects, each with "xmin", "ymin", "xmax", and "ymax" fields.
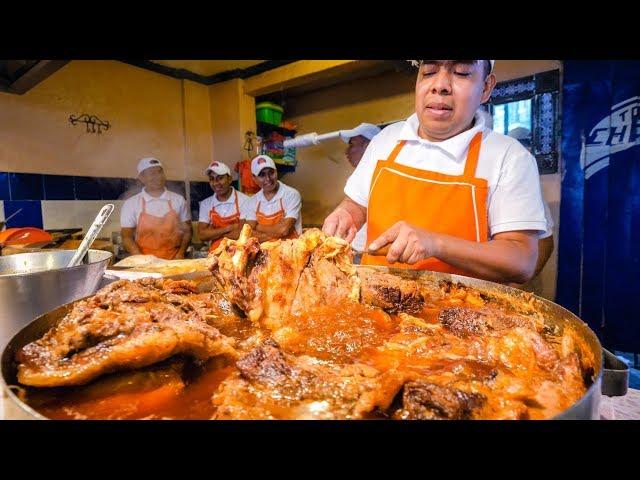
[{"xmin": 557, "ymin": 61, "xmax": 640, "ymax": 352}]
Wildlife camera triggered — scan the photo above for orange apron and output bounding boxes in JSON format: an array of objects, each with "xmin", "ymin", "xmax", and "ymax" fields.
[
  {"xmin": 363, "ymin": 132, "xmax": 488, "ymax": 275},
  {"xmin": 208, "ymin": 190, "xmax": 241, "ymax": 253},
  {"xmin": 256, "ymin": 198, "xmax": 298, "ymax": 239},
  {"xmin": 136, "ymin": 197, "xmax": 183, "ymax": 260}
]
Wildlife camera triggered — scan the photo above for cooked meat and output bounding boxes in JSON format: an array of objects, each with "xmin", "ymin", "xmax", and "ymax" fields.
[
  {"xmin": 209, "ymin": 225, "xmax": 422, "ymax": 330},
  {"xmin": 209, "ymin": 225, "xmax": 327, "ymax": 330},
  {"xmin": 439, "ymin": 306, "xmax": 537, "ymax": 337},
  {"xmin": 16, "ymin": 279, "xmax": 237, "ymax": 387},
  {"xmin": 16, "ymin": 226, "xmax": 594, "ymax": 421},
  {"xmin": 213, "ymin": 340, "xmax": 385, "ymax": 419},
  {"xmin": 290, "ymin": 236, "xmax": 361, "ymax": 314},
  {"xmin": 359, "ymin": 269, "xmax": 424, "ymax": 314},
  {"xmin": 394, "ymin": 381, "xmax": 486, "ymax": 420}
]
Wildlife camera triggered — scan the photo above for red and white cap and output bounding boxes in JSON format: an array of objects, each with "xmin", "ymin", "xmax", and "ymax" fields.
[
  {"xmin": 251, "ymin": 155, "xmax": 276, "ymax": 176},
  {"xmin": 204, "ymin": 161, "xmax": 231, "ymax": 176},
  {"xmin": 137, "ymin": 157, "xmax": 163, "ymax": 175}
]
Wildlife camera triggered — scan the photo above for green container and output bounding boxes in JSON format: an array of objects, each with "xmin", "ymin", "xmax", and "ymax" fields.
[{"xmin": 256, "ymin": 102, "xmax": 284, "ymax": 126}]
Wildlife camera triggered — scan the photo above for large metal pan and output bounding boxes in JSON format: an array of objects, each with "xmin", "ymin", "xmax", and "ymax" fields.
[
  {"xmin": 0, "ymin": 266, "xmax": 628, "ymax": 420},
  {"xmin": 0, "ymin": 249, "xmax": 112, "ymax": 351}
]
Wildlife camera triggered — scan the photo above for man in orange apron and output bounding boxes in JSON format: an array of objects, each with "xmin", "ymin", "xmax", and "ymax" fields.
[
  {"xmin": 197, "ymin": 161, "xmax": 249, "ymax": 253},
  {"xmin": 323, "ymin": 60, "xmax": 549, "ymax": 284},
  {"xmin": 120, "ymin": 157, "xmax": 192, "ymax": 260},
  {"xmin": 244, "ymin": 155, "xmax": 302, "ymax": 243}
]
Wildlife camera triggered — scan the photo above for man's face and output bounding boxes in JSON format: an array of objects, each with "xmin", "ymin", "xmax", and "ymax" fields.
[
  {"xmin": 415, "ymin": 60, "xmax": 496, "ymax": 141},
  {"xmin": 254, "ymin": 167, "xmax": 278, "ymax": 194},
  {"xmin": 345, "ymin": 135, "xmax": 370, "ymax": 168},
  {"xmin": 139, "ymin": 166, "xmax": 166, "ymax": 190},
  {"xmin": 209, "ymin": 173, "xmax": 232, "ymax": 197}
]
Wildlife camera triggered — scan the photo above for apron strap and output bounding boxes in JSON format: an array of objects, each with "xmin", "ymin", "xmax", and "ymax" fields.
[
  {"xmin": 387, "ymin": 141, "xmax": 407, "ymax": 164},
  {"xmin": 463, "ymin": 132, "xmax": 483, "ymax": 178}
]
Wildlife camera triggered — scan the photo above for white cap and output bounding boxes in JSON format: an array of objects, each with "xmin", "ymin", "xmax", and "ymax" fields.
[
  {"xmin": 137, "ymin": 157, "xmax": 163, "ymax": 175},
  {"xmin": 251, "ymin": 154, "xmax": 277, "ymax": 176},
  {"xmin": 339, "ymin": 123, "xmax": 382, "ymax": 143},
  {"xmin": 204, "ymin": 161, "xmax": 231, "ymax": 177},
  {"xmin": 408, "ymin": 60, "xmax": 495, "ymax": 72}
]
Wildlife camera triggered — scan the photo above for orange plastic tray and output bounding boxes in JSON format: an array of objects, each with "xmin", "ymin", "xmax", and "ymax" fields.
[{"xmin": 0, "ymin": 227, "xmax": 53, "ymax": 246}]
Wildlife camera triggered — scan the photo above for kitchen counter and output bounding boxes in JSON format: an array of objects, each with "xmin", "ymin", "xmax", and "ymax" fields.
[{"xmin": 2, "ymin": 389, "xmax": 640, "ymax": 420}]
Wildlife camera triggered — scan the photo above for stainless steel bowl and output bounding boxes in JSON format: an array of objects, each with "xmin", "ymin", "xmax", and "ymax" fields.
[{"xmin": 0, "ymin": 249, "xmax": 112, "ymax": 350}]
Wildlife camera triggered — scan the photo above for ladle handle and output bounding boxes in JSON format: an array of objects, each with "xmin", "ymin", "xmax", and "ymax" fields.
[{"xmin": 66, "ymin": 204, "xmax": 115, "ymax": 268}]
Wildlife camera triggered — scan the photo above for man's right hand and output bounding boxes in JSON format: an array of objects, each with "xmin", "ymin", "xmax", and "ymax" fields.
[{"xmin": 322, "ymin": 207, "xmax": 358, "ymax": 243}]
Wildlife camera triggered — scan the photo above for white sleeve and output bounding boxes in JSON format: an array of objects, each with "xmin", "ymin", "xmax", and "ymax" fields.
[
  {"xmin": 283, "ymin": 188, "xmax": 302, "ymax": 221},
  {"xmin": 343, "ymin": 138, "xmax": 380, "ymax": 207},
  {"xmin": 238, "ymin": 195, "xmax": 249, "ymax": 220},
  {"xmin": 539, "ymin": 201, "xmax": 554, "ymax": 239},
  {"xmin": 198, "ymin": 198, "xmax": 210, "ymax": 224},
  {"xmin": 488, "ymin": 147, "xmax": 549, "ymax": 237},
  {"xmin": 243, "ymin": 195, "xmax": 257, "ymax": 221},
  {"xmin": 120, "ymin": 197, "xmax": 138, "ymax": 228},
  {"xmin": 177, "ymin": 197, "xmax": 191, "ymax": 222}
]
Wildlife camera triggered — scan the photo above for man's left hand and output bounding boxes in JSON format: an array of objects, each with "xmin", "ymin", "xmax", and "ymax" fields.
[{"xmin": 368, "ymin": 221, "xmax": 440, "ymax": 264}]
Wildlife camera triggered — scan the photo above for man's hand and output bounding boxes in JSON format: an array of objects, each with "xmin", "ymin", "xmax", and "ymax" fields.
[
  {"xmin": 322, "ymin": 207, "xmax": 358, "ymax": 242},
  {"xmin": 322, "ymin": 197, "xmax": 367, "ymax": 243},
  {"xmin": 369, "ymin": 221, "xmax": 439, "ymax": 264}
]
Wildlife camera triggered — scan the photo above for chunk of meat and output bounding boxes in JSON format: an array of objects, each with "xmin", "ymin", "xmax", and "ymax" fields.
[
  {"xmin": 16, "ymin": 279, "xmax": 237, "ymax": 387},
  {"xmin": 213, "ymin": 340, "xmax": 384, "ymax": 419},
  {"xmin": 439, "ymin": 306, "xmax": 537, "ymax": 338},
  {"xmin": 358, "ymin": 269, "xmax": 424, "ymax": 314},
  {"xmin": 209, "ymin": 225, "xmax": 423, "ymax": 332},
  {"xmin": 394, "ymin": 380, "xmax": 486, "ymax": 420}
]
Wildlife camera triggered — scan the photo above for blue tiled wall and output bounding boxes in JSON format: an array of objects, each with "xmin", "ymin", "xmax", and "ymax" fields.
[{"xmin": 1, "ymin": 171, "xmax": 215, "ymax": 228}]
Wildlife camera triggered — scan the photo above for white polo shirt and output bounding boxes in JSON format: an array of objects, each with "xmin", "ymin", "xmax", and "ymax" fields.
[
  {"xmin": 243, "ymin": 181, "xmax": 303, "ymax": 234},
  {"xmin": 121, "ymin": 188, "xmax": 190, "ymax": 228},
  {"xmin": 198, "ymin": 188, "xmax": 250, "ymax": 223},
  {"xmin": 344, "ymin": 112, "xmax": 549, "ymax": 238}
]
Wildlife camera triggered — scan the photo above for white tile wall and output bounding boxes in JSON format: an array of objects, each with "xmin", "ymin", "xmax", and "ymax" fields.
[{"xmin": 41, "ymin": 200, "xmax": 125, "ymax": 240}]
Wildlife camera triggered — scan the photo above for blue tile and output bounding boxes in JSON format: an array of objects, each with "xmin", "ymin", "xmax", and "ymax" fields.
[
  {"xmin": 97, "ymin": 177, "xmax": 126, "ymax": 200},
  {"xmin": 190, "ymin": 181, "xmax": 211, "ymax": 203},
  {"xmin": 74, "ymin": 176, "xmax": 101, "ymax": 200},
  {"xmin": 3, "ymin": 200, "xmax": 43, "ymax": 229},
  {"xmin": 42, "ymin": 174, "xmax": 75, "ymax": 200},
  {"xmin": 9, "ymin": 173, "xmax": 44, "ymax": 200},
  {"xmin": 166, "ymin": 180, "xmax": 187, "ymax": 198},
  {"xmin": 0, "ymin": 172, "xmax": 10, "ymax": 200},
  {"xmin": 122, "ymin": 178, "xmax": 142, "ymax": 200}
]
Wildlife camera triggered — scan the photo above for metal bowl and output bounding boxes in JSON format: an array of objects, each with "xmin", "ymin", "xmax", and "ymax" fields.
[{"xmin": 0, "ymin": 249, "xmax": 112, "ymax": 350}]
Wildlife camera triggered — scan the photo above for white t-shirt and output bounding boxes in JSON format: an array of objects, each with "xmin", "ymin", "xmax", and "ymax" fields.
[
  {"xmin": 120, "ymin": 188, "xmax": 190, "ymax": 228},
  {"xmin": 344, "ymin": 112, "xmax": 549, "ymax": 238},
  {"xmin": 540, "ymin": 201, "xmax": 554, "ymax": 240},
  {"xmin": 198, "ymin": 188, "xmax": 249, "ymax": 224},
  {"xmin": 243, "ymin": 181, "xmax": 303, "ymax": 234}
]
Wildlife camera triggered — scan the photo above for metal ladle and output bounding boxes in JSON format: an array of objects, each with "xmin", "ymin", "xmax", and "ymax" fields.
[{"xmin": 66, "ymin": 204, "xmax": 115, "ymax": 268}]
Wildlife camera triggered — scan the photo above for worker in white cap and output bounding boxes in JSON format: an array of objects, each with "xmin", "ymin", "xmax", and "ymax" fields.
[
  {"xmin": 198, "ymin": 160, "xmax": 250, "ymax": 253},
  {"xmin": 339, "ymin": 122, "xmax": 382, "ymax": 258},
  {"xmin": 324, "ymin": 60, "xmax": 550, "ymax": 284},
  {"xmin": 120, "ymin": 157, "xmax": 191, "ymax": 259},
  {"xmin": 243, "ymin": 154, "xmax": 302, "ymax": 242}
]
